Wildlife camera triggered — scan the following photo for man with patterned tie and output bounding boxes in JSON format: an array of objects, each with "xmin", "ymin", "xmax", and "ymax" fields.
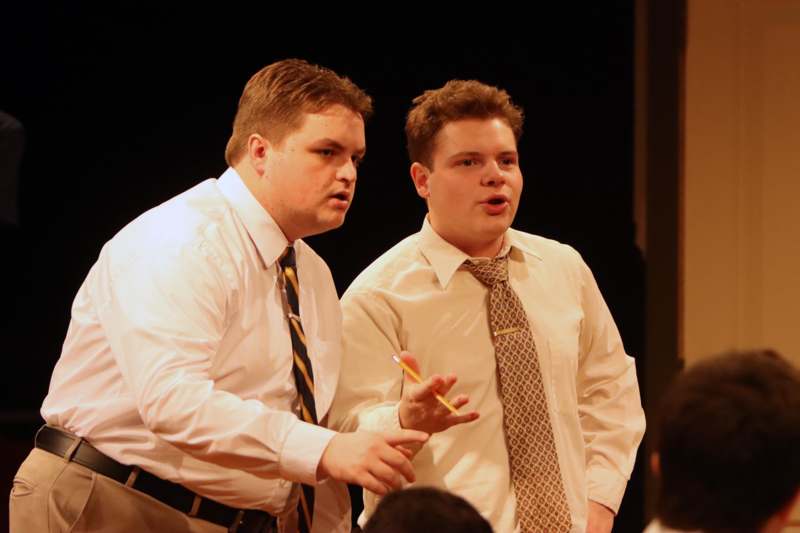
[
  {"xmin": 329, "ymin": 80, "xmax": 646, "ymax": 533},
  {"xmin": 9, "ymin": 59, "xmax": 428, "ymax": 533}
]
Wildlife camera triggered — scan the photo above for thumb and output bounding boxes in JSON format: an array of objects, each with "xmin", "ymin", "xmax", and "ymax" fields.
[{"xmin": 398, "ymin": 351, "xmax": 422, "ymax": 382}]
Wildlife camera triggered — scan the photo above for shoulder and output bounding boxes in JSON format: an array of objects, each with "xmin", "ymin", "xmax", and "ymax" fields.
[
  {"xmin": 105, "ymin": 179, "xmax": 237, "ymax": 275},
  {"xmin": 343, "ymin": 233, "xmax": 422, "ymax": 297},
  {"xmin": 509, "ymin": 228, "xmax": 584, "ymax": 264}
]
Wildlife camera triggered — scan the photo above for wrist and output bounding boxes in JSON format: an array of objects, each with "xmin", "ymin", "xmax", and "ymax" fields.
[
  {"xmin": 398, "ymin": 399, "xmax": 410, "ymax": 429},
  {"xmin": 315, "ymin": 433, "xmax": 337, "ymax": 480}
]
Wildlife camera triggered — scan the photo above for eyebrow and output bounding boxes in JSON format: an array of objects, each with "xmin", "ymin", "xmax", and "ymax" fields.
[
  {"xmin": 316, "ymin": 138, "xmax": 367, "ymax": 158},
  {"xmin": 448, "ymin": 150, "xmax": 518, "ymax": 159}
]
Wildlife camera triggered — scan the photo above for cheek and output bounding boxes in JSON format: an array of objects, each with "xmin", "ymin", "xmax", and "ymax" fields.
[
  {"xmin": 438, "ymin": 179, "xmax": 464, "ymax": 201},
  {"xmin": 299, "ymin": 171, "xmax": 325, "ymax": 193},
  {"xmin": 513, "ymin": 173, "xmax": 524, "ymax": 194}
]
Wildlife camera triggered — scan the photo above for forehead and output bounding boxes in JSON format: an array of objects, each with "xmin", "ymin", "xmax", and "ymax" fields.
[
  {"xmin": 287, "ymin": 104, "xmax": 366, "ymax": 145},
  {"xmin": 432, "ymin": 118, "xmax": 516, "ymax": 158}
]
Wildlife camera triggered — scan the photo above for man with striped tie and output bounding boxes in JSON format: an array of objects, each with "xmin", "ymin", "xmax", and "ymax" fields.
[{"xmin": 9, "ymin": 59, "xmax": 427, "ymax": 533}]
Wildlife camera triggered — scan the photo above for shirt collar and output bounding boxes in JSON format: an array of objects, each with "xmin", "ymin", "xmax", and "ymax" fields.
[
  {"xmin": 417, "ymin": 217, "xmax": 543, "ymax": 289},
  {"xmin": 217, "ymin": 167, "xmax": 289, "ymax": 269}
]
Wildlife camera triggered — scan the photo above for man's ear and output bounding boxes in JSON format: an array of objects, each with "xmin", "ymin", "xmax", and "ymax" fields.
[
  {"xmin": 410, "ymin": 162, "xmax": 431, "ymax": 199},
  {"xmin": 245, "ymin": 133, "xmax": 271, "ymax": 176}
]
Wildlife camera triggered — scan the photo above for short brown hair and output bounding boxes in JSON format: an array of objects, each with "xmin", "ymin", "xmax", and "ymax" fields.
[
  {"xmin": 364, "ymin": 487, "xmax": 492, "ymax": 533},
  {"xmin": 656, "ymin": 349, "xmax": 800, "ymax": 532},
  {"xmin": 225, "ymin": 59, "xmax": 373, "ymax": 166},
  {"xmin": 405, "ymin": 80, "xmax": 524, "ymax": 167}
]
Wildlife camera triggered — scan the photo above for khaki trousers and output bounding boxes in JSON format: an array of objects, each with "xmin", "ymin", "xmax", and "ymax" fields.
[{"xmin": 9, "ymin": 448, "xmax": 226, "ymax": 533}]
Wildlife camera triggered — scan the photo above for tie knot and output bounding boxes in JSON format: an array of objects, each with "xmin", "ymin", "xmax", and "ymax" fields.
[
  {"xmin": 464, "ymin": 255, "xmax": 509, "ymax": 286},
  {"xmin": 279, "ymin": 246, "xmax": 296, "ymax": 269}
]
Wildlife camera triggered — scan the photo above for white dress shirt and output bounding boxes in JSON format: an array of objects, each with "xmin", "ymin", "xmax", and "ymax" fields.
[
  {"xmin": 41, "ymin": 168, "xmax": 348, "ymax": 528},
  {"xmin": 329, "ymin": 218, "xmax": 646, "ymax": 533}
]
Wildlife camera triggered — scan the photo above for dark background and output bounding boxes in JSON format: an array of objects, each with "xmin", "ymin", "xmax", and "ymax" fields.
[{"xmin": 1, "ymin": 4, "xmax": 645, "ymax": 531}]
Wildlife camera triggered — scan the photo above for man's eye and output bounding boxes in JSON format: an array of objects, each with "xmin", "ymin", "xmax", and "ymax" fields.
[
  {"xmin": 351, "ymin": 155, "xmax": 363, "ymax": 168},
  {"xmin": 459, "ymin": 159, "xmax": 477, "ymax": 167},
  {"xmin": 318, "ymin": 149, "xmax": 335, "ymax": 157}
]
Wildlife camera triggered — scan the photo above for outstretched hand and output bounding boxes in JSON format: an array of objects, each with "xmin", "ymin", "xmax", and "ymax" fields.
[{"xmin": 397, "ymin": 351, "xmax": 479, "ymax": 434}]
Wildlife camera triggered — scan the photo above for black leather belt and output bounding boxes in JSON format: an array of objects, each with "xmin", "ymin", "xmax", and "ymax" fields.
[{"xmin": 35, "ymin": 425, "xmax": 276, "ymax": 533}]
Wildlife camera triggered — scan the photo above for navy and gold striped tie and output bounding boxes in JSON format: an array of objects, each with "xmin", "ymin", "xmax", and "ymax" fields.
[{"xmin": 279, "ymin": 246, "xmax": 317, "ymax": 533}]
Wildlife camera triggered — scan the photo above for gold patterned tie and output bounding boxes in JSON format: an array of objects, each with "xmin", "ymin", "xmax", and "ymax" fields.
[
  {"xmin": 279, "ymin": 246, "xmax": 316, "ymax": 533},
  {"xmin": 464, "ymin": 255, "xmax": 572, "ymax": 532}
]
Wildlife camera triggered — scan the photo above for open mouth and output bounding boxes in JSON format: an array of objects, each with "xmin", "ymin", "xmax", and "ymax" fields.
[
  {"xmin": 481, "ymin": 195, "xmax": 510, "ymax": 214},
  {"xmin": 332, "ymin": 192, "xmax": 349, "ymax": 202}
]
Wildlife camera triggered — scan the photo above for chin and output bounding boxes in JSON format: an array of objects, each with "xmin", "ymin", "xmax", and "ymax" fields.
[
  {"xmin": 485, "ymin": 219, "xmax": 512, "ymax": 235},
  {"xmin": 470, "ymin": 226, "xmax": 504, "ymax": 243},
  {"xmin": 321, "ymin": 216, "xmax": 347, "ymax": 233}
]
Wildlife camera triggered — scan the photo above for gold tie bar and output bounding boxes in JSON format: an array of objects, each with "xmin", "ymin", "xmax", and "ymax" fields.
[{"xmin": 493, "ymin": 327, "xmax": 521, "ymax": 337}]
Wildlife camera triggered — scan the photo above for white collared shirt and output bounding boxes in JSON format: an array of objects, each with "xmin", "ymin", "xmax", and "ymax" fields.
[
  {"xmin": 329, "ymin": 218, "xmax": 646, "ymax": 533},
  {"xmin": 41, "ymin": 168, "xmax": 347, "ymax": 524}
]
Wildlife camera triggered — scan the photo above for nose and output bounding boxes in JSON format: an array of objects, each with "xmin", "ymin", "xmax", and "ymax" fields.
[
  {"xmin": 481, "ymin": 160, "xmax": 506, "ymax": 187},
  {"xmin": 337, "ymin": 159, "xmax": 357, "ymax": 184}
]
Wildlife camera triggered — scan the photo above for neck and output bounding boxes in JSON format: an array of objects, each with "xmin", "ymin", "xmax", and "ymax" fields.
[
  {"xmin": 461, "ymin": 238, "xmax": 504, "ymax": 258},
  {"xmin": 431, "ymin": 225, "xmax": 504, "ymax": 258},
  {"xmin": 233, "ymin": 163, "xmax": 298, "ymax": 242},
  {"xmin": 427, "ymin": 214, "xmax": 506, "ymax": 258}
]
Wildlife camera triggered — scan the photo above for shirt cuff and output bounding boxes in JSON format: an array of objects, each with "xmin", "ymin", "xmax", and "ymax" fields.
[
  {"xmin": 357, "ymin": 403, "xmax": 402, "ymax": 432},
  {"xmin": 586, "ymin": 466, "xmax": 629, "ymax": 514},
  {"xmin": 278, "ymin": 420, "xmax": 337, "ymax": 486}
]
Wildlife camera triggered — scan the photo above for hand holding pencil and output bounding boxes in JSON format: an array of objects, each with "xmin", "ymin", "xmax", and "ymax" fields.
[{"xmin": 393, "ymin": 351, "xmax": 480, "ymax": 435}]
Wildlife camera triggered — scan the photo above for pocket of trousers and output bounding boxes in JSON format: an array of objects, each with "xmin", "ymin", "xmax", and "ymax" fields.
[
  {"xmin": 10, "ymin": 476, "xmax": 35, "ymax": 498},
  {"xmin": 9, "ymin": 476, "xmax": 38, "ymax": 533},
  {"xmin": 48, "ymin": 462, "xmax": 96, "ymax": 533},
  {"xmin": 10, "ymin": 449, "xmax": 48, "ymax": 500},
  {"xmin": 9, "ymin": 449, "xmax": 93, "ymax": 533}
]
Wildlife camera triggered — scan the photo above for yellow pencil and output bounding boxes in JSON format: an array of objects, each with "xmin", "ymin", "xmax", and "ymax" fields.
[{"xmin": 391, "ymin": 354, "xmax": 460, "ymax": 414}]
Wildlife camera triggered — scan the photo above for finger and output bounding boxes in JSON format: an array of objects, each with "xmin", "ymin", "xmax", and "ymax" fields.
[
  {"xmin": 384, "ymin": 429, "xmax": 429, "ymax": 445},
  {"xmin": 358, "ymin": 472, "xmax": 389, "ymax": 496},
  {"xmin": 390, "ymin": 455, "xmax": 416, "ymax": 484},
  {"xmin": 435, "ymin": 374, "xmax": 459, "ymax": 396},
  {"xmin": 371, "ymin": 459, "xmax": 406, "ymax": 490},
  {"xmin": 395, "ymin": 445, "xmax": 413, "ymax": 458},
  {"xmin": 445, "ymin": 411, "xmax": 480, "ymax": 427},
  {"xmin": 450, "ymin": 394, "xmax": 471, "ymax": 409},
  {"xmin": 377, "ymin": 446, "xmax": 417, "ymax": 484},
  {"xmin": 408, "ymin": 375, "xmax": 445, "ymax": 401}
]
